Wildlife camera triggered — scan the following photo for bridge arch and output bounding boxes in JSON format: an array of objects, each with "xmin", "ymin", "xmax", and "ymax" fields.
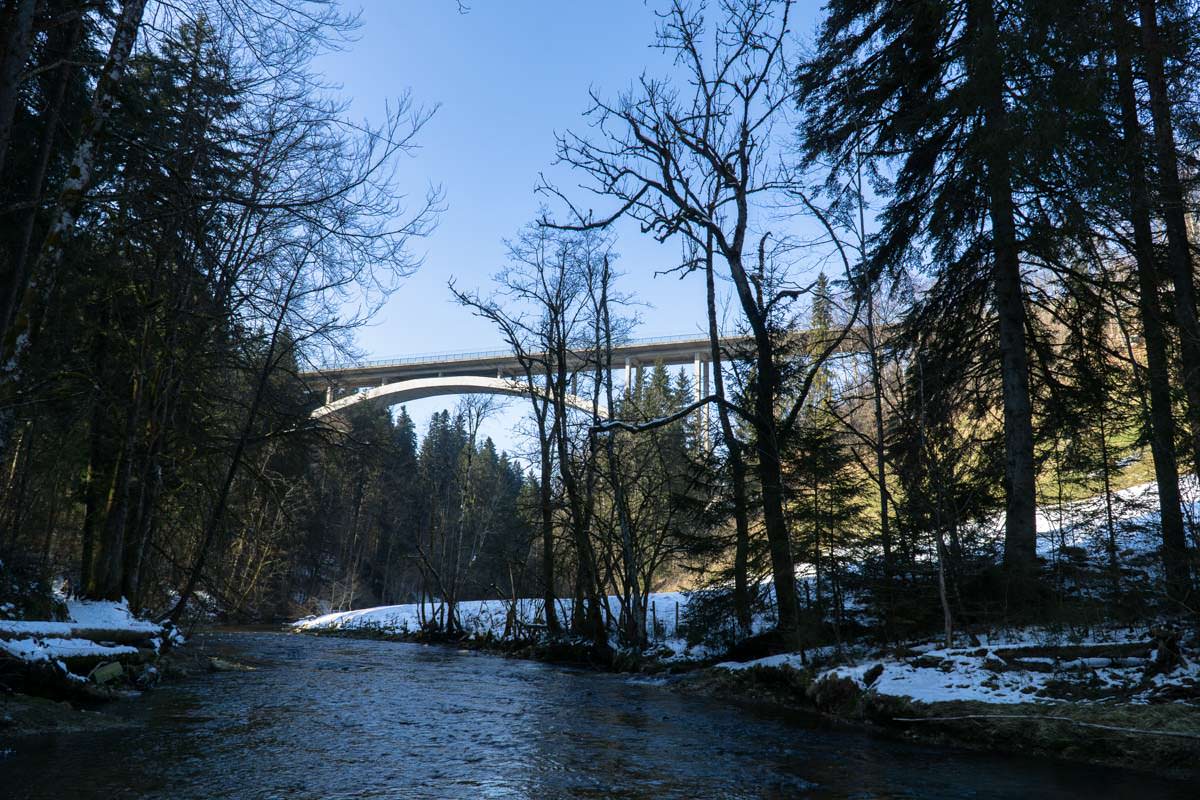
[{"xmin": 311, "ymin": 375, "xmax": 607, "ymax": 419}]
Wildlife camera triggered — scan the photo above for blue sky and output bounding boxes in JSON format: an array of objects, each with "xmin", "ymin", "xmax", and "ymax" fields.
[{"xmin": 315, "ymin": 1, "xmax": 825, "ymax": 455}]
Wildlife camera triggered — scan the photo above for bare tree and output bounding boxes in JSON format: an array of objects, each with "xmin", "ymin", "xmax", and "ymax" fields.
[
  {"xmin": 163, "ymin": 71, "xmax": 436, "ymax": 621},
  {"xmin": 544, "ymin": 0, "xmax": 858, "ymax": 648},
  {"xmin": 451, "ymin": 224, "xmax": 616, "ymax": 644}
]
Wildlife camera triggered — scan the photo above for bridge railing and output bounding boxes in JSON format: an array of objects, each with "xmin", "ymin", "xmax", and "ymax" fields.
[{"xmin": 312, "ymin": 332, "xmax": 741, "ymax": 373}]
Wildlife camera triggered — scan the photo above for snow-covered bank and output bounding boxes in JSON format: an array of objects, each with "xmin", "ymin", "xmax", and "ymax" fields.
[
  {"xmin": 715, "ymin": 476, "xmax": 1200, "ymax": 708},
  {"xmin": 294, "ymin": 592, "xmax": 690, "ymax": 637},
  {"xmin": 294, "ymin": 597, "xmax": 536, "ymax": 638},
  {"xmin": 0, "ymin": 598, "xmax": 162, "ymax": 640},
  {"xmin": 713, "ymin": 625, "xmax": 1200, "ymax": 708},
  {"xmin": 292, "ymin": 591, "xmax": 716, "ymax": 662},
  {"xmin": 0, "ymin": 598, "xmax": 171, "ymax": 683}
]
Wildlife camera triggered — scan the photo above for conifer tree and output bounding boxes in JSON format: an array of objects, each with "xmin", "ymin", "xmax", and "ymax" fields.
[{"xmin": 799, "ymin": 0, "xmax": 1049, "ymax": 576}]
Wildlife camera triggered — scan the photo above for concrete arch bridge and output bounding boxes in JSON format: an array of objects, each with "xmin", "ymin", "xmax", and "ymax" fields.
[
  {"xmin": 304, "ymin": 333, "xmax": 756, "ymax": 421},
  {"xmin": 303, "ymin": 329, "xmax": 869, "ymax": 421}
]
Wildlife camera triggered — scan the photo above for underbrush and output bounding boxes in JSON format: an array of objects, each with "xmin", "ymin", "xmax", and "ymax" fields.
[{"xmin": 0, "ymin": 558, "xmax": 66, "ymax": 622}]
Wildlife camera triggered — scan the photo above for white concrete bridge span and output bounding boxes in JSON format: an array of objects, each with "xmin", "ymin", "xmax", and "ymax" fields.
[
  {"xmin": 304, "ymin": 333, "xmax": 750, "ymax": 418},
  {"xmin": 311, "ymin": 334, "xmax": 751, "ymax": 392},
  {"xmin": 304, "ymin": 329, "xmax": 868, "ymax": 419}
]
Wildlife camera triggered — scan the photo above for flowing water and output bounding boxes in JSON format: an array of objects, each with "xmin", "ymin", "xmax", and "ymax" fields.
[{"xmin": 1, "ymin": 630, "xmax": 1193, "ymax": 799}]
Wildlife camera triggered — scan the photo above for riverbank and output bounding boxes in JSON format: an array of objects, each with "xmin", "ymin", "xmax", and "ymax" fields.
[
  {"xmin": 674, "ymin": 632, "xmax": 1200, "ymax": 781},
  {"xmin": 7, "ymin": 610, "xmax": 1196, "ymax": 787},
  {"xmin": 0, "ymin": 634, "xmax": 259, "ymax": 739},
  {"xmin": 0, "ymin": 598, "xmax": 176, "ymax": 718},
  {"xmin": 290, "ymin": 592, "xmax": 715, "ymax": 671},
  {"xmin": 294, "ymin": 619, "xmax": 702, "ymax": 672},
  {"xmin": 679, "ymin": 666, "xmax": 1200, "ymax": 780},
  {"xmin": 0, "ymin": 592, "xmax": 269, "ymax": 741}
]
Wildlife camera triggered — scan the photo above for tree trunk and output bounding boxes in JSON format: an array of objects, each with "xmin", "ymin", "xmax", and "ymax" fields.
[
  {"xmin": 864, "ymin": 280, "xmax": 894, "ymax": 625},
  {"xmin": 538, "ymin": 409, "xmax": 560, "ymax": 634},
  {"xmin": 0, "ymin": 0, "xmax": 36, "ymax": 180},
  {"xmin": 1097, "ymin": 412, "xmax": 1122, "ymax": 598},
  {"xmin": 599, "ymin": 259, "xmax": 644, "ymax": 648},
  {"xmin": 0, "ymin": 12, "xmax": 83, "ymax": 362},
  {"xmin": 718, "ymin": 235, "xmax": 801, "ymax": 648},
  {"xmin": 704, "ymin": 241, "xmax": 752, "ymax": 634},
  {"xmin": 753, "ymin": 344, "xmax": 802, "ymax": 649},
  {"xmin": 1115, "ymin": 2, "xmax": 1192, "ymax": 604},
  {"xmin": 552, "ymin": 342, "xmax": 607, "ymax": 652},
  {"xmin": 89, "ymin": 376, "xmax": 142, "ymax": 600},
  {"xmin": 969, "ymin": 0, "xmax": 1038, "ymax": 571},
  {"xmin": 1138, "ymin": 0, "xmax": 1200, "ymax": 494}
]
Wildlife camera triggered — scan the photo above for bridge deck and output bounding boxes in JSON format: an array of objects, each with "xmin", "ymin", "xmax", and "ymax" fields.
[{"xmin": 305, "ymin": 333, "xmax": 756, "ymax": 390}]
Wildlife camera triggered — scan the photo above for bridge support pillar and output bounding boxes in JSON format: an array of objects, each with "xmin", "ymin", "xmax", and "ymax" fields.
[
  {"xmin": 325, "ymin": 384, "xmax": 334, "ymax": 405},
  {"xmin": 624, "ymin": 357, "xmax": 632, "ymax": 399},
  {"xmin": 693, "ymin": 353, "xmax": 712, "ymax": 450}
]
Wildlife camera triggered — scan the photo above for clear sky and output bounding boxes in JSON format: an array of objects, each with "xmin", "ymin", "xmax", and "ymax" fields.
[{"xmin": 314, "ymin": 1, "xmax": 824, "ymax": 456}]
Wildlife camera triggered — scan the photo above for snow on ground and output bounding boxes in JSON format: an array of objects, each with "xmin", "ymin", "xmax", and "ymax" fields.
[
  {"xmin": 1034, "ymin": 477, "xmax": 1197, "ymax": 561},
  {"xmin": 718, "ymin": 628, "xmax": 1200, "ymax": 706},
  {"xmin": 296, "ymin": 598, "xmax": 537, "ymax": 638},
  {"xmin": 716, "ymin": 653, "xmax": 809, "ymax": 671},
  {"xmin": 815, "ymin": 648, "xmax": 1059, "ymax": 705},
  {"xmin": 0, "ymin": 599, "xmax": 165, "ymax": 676},
  {"xmin": 295, "ymin": 592, "xmax": 693, "ymax": 638},
  {"xmin": 64, "ymin": 597, "xmax": 163, "ymax": 635}
]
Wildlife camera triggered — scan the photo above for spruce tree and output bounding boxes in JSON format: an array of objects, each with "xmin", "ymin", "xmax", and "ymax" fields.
[{"xmin": 799, "ymin": 0, "xmax": 1050, "ymax": 575}]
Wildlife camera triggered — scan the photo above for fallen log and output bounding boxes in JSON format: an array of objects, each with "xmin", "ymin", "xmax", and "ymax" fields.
[
  {"xmin": 993, "ymin": 641, "xmax": 1152, "ymax": 661},
  {"xmin": 1, "ymin": 636, "xmax": 156, "ymax": 673},
  {"xmin": 0, "ymin": 621, "xmax": 161, "ymax": 646}
]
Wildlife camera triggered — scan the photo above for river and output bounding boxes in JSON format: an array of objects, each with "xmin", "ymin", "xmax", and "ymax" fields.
[{"xmin": 1, "ymin": 630, "xmax": 1193, "ymax": 799}]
